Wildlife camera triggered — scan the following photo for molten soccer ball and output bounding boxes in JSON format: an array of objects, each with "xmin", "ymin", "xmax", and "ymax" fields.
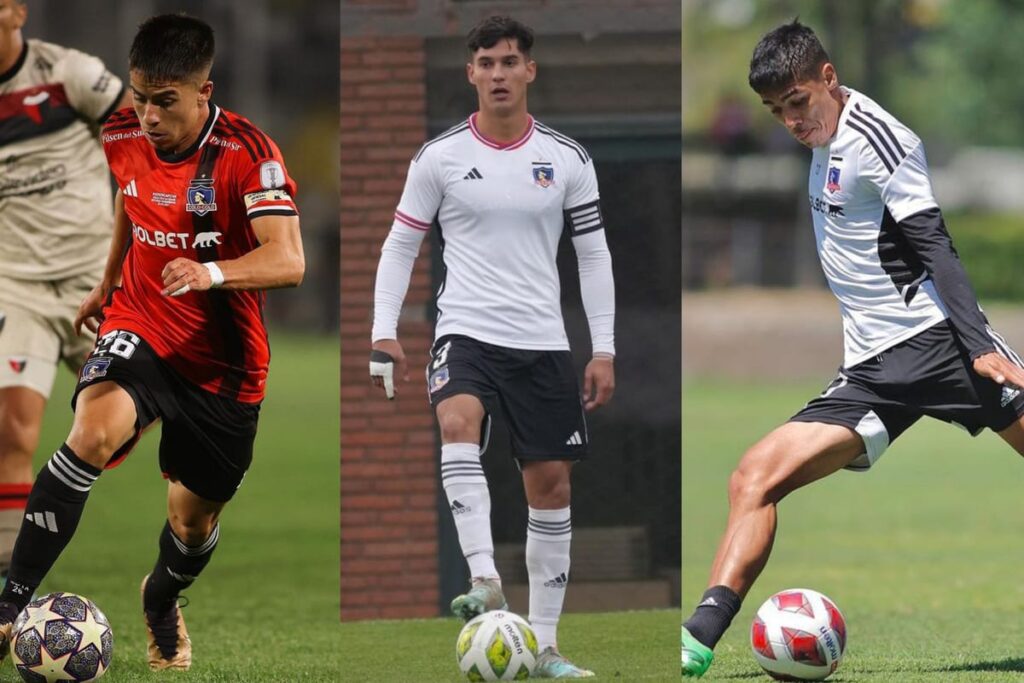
[
  {"xmin": 750, "ymin": 588, "xmax": 846, "ymax": 681},
  {"xmin": 455, "ymin": 610, "xmax": 538, "ymax": 681},
  {"xmin": 11, "ymin": 592, "xmax": 113, "ymax": 683}
]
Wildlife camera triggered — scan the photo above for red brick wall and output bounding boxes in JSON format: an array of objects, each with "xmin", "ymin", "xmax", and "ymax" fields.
[{"xmin": 339, "ymin": 35, "xmax": 439, "ymax": 620}]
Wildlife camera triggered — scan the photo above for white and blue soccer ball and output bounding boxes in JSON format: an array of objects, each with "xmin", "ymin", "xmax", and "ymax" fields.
[
  {"xmin": 456, "ymin": 610, "xmax": 538, "ymax": 681},
  {"xmin": 750, "ymin": 588, "xmax": 846, "ymax": 681},
  {"xmin": 11, "ymin": 592, "xmax": 113, "ymax": 683}
]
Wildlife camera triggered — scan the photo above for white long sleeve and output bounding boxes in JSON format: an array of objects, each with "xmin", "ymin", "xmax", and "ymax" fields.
[
  {"xmin": 371, "ymin": 222, "xmax": 428, "ymax": 342},
  {"xmin": 572, "ymin": 229, "xmax": 616, "ymax": 356}
]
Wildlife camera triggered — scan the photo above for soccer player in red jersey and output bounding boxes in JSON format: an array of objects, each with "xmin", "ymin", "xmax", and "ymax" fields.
[{"xmin": 0, "ymin": 14, "xmax": 304, "ymax": 671}]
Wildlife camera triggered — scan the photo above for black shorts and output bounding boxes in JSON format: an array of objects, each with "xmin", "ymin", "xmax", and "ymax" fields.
[
  {"xmin": 72, "ymin": 329, "xmax": 260, "ymax": 502},
  {"xmin": 426, "ymin": 335, "xmax": 588, "ymax": 460},
  {"xmin": 791, "ymin": 321, "xmax": 1024, "ymax": 471}
]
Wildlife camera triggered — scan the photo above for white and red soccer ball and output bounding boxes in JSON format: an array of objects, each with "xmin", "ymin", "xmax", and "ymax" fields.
[{"xmin": 750, "ymin": 588, "xmax": 846, "ymax": 681}]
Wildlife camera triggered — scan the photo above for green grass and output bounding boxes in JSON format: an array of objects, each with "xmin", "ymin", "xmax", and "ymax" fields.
[
  {"xmin": 21, "ymin": 332, "xmax": 338, "ymax": 681},
  {"xmin": 683, "ymin": 380, "xmax": 1024, "ymax": 681},
  {"xmin": 338, "ymin": 609, "xmax": 677, "ymax": 681}
]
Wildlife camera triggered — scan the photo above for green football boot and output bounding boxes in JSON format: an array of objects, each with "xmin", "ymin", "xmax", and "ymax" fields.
[
  {"xmin": 681, "ymin": 625, "xmax": 714, "ymax": 677},
  {"xmin": 532, "ymin": 647, "xmax": 595, "ymax": 678},
  {"xmin": 450, "ymin": 578, "xmax": 507, "ymax": 622}
]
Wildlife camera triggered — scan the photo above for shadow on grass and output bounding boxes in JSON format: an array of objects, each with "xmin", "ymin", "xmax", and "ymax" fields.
[{"xmin": 938, "ymin": 657, "xmax": 1024, "ymax": 673}]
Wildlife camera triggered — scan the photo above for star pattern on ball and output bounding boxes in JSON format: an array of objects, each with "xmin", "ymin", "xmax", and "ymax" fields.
[
  {"xmin": 25, "ymin": 641, "xmax": 75, "ymax": 680},
  {"xmin": 19, "ymin": 595, "xmax": 68, "ymax": 634},
  {"xmin": 76, "ymin": 605, "xmax": 108, "ymax": 655}
]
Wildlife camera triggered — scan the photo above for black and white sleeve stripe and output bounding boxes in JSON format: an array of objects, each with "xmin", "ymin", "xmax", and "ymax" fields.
[
  {"xmin": 564, "ymin": 200, "xmax": 604, "ymax": 237},
  {"xmin": 848, "ymin": 103, "xmax": 907, "ymax": 174}
]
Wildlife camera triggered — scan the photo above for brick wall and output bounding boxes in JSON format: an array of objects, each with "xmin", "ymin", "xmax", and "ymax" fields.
[{"xmin": 339, "ymin": 35, "xmax": 439, "ymax": 620}]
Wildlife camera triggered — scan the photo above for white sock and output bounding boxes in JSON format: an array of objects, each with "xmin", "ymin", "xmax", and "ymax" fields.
[
  {"xmin": 441, "ymin": 443, "xmax": 498, "ymax": 579},
  {"xmin": 526, "ymin": 505, "xmax": 571, "ymax": 651}
]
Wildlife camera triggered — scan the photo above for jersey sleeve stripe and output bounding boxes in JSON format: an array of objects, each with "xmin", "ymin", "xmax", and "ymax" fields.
[
  {"xmin": 214, "ymin": 123, "xmax": 258, "ymax": 163},
  {"xmin": 849, "ymin": 110, "xmax": 904, "ymax": 171},
  {"xmin": 535, "ymin": 126, "xmax": 588, "ymax": 164},
  {"xmin": 395, "ymin": 210, "xmax": 431, "ymax": 231},
  {"xmin": 847, "ymin": 119, "xmax": 895, "ymax": 174},
  {"xmin": 535, "ymin": 123, "xmax": 590, "ymax": 162},
  {"xmin": 854, "ymin": 104, "xmax": 906, "ymax": 157},
  {"xmin": 413, "ymin": 122, "xmax": 470, "ymax": 162},
  {"xmin": 237, "ymin": 120, "xmax": 272, "ymax": 158},
  {"xmin": 564, "ymin": 200, "xmax": 605, "ymax": 236},
  {"xmin": 248, "ymin": 208, "xmax": 298, "ymax": 219},
  {"xmin": 230, "ymin": 118, "xmax": 270, "ymax": 158}
]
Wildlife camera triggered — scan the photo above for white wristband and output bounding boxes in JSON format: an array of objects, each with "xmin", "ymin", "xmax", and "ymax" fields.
[{"xmin": 203, "ymin": 262, "xmax": 225, "ymax": 288}]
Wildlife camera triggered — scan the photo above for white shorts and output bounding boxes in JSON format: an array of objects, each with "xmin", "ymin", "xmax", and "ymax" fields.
[{"xmin": 0, "ymin": 274, "xmax": 97, "ymax": 398}]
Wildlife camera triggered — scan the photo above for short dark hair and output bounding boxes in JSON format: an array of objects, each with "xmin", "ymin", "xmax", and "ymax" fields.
[
  {"xmin": 466, "ymin": 16, "xmax": 534, "ymax": 56},
  {"xmin": 748, "ymin": 19, "xmax": 830, "ymax": 95},
  {"xmin": 129, "ymin": 14, "xmax": 215, "ymax": 83}
]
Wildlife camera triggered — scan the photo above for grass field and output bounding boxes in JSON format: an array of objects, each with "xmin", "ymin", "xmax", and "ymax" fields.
[
  {"xmin": 683, "ymin": 380, "xmax": 1024, "ymax": 682},
  {"xmin": 338, "ymin": 609, "xmax": 678, "ymax": 681},
  {"xmin": 11, "ymin": 332, "xmax": 339, "ymax": 682}
]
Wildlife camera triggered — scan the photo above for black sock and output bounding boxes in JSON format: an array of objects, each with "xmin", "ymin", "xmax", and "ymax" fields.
[
  {"xmin": 1, "ymin": 445, "xmax": 101, "ymax": 611},
  {"xmin": 683, "ymin": 585, "xmax": 743, "ymax": 649},
  {"xmin": 143, "ymin": 521, "xmax": 219, "ymax": 613}
]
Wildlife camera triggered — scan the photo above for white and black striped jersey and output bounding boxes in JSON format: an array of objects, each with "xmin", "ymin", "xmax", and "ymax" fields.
[
  {"xmin": 373, "ymin": 113, "xmax": 615, "ymax": 354},
  {"xmin": 809, "ymin": 87, "xmax": 961, "ymax": 367}
]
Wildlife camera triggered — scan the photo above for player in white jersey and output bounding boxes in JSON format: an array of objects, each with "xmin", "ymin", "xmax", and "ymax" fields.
[
  {"xmin": 682, "ymin": 20, "xmax": 1024, "ymax": 677},
  {"xmin": 370, "ymin": 16, "xmax": 614, "ymax": 679},
  {"xmin": 0, "ymin": 0, "xmax": 127, "ymax": 575}
]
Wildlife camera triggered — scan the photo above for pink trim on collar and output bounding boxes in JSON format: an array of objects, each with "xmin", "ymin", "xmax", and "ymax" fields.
[{"xmin": 468, "ymin": 113, "xmax": 534, "ymax": 150}]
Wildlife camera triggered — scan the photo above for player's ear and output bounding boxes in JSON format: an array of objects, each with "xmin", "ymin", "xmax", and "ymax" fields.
[
  {"xmin": 466, "ymin": 61, "xmax": 474, "ymax": 85},
  {"xmin": 198, "ymin": 80, "xmax": 214, "ymax": 104},
  {"xmin": 525, "ymin": 59, "xmax": 537, "ymax": 84},
  {"xmin": 822, "ymin": 62, "xmax": 838, "ymax": 90}
]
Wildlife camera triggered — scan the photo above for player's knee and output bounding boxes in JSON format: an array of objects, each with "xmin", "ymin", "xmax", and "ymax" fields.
[
  {"xmin": 437, "ymin": 410, "xmax": 479, "ymax": 444},
  {"xmin": 0, "ymin": 420, "xmax": 38, "ymax": 464},
  {"xmin": 64, "ymin": 426, "xmax": 123, "ymax": 469},
  {"xmin": 728, "ymin": 449, "xmax": 780, "ymax": 507},
  {"xmin": 168, "ymin": 513, "xmax": 217, "ymax": 546}
]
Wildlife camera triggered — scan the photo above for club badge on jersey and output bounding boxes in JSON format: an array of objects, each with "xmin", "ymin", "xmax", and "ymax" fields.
[
  {"xmin": 826, "ymin": 165, "xmax": 842, "ymax": 193},
  {"xmin": 186, "ymin": 178, "xmax": 217, "ymax": 215},
  {"xmin": 532, "ymin": 163, "xmax": 555, "ymax": 188}
]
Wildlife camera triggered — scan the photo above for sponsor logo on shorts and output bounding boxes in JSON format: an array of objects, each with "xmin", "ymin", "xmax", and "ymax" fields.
[
  {"xmin": 565, "ymin": 431, "xmax": 583, "ymax": 446},
  {"xmin": 1001, "ymin": 385, "xmax": 1020, "ymax": 407},
  {"xmin": 428, "ymin": 367, "xmax": 450, "ymax": 393},
  {"xmin": 7, "ymin": 358, "xmax": 26, "ymax": 373},
  {"xmin": 186, "ymin": 178, "xmax": 217, "ymax": 215},
  {"xmin": 79, "ymin": 357, "xmax": 112, "ymax": 383}
]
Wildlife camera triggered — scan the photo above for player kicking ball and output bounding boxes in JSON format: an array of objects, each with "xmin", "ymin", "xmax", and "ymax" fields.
[
  {"xmin": 369, "ymin": 16, "xmax": 615, "ymax": 679},
  {"xmin": 681, "ymin": 20, "xmax": 1024, "ymax": 677},
  {"xmin": 0, "ymin": 14, "xmax": 304, "ymax": 671}
]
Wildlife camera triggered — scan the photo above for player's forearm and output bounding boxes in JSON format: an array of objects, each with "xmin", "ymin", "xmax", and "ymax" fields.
[
  {"xmin": 372, "ymin": 223, "xmax": 426, "ymax": 342},
  {"xmin": 211, "ymin": 239, "xmax": 305, "ymax": 290},
  {"xmin": 573, "ymin": 231, "xmax": 616, "ymax": 357},
  {"xmin": 900, "ymin": 207, "xmax": 994, "ymax": 358},
  {"xmin": 100, "ymin": 191, "xmax": 132, "ymax": 289}
]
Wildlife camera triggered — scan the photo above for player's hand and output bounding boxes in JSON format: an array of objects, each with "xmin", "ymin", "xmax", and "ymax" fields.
[
  {"xmin": 582, "ymin": 355, "xmax": 615, "ymax": 412},
  {"xmin": 973, "ymin": 351, "xmax": 1024, "ymax": 391},
  {"xmin": 74, "ymin": 284, "xmax": 109, "ymax": 335},
  {"xmin": 161, "ymin": 258, "xmax": 214, "ymax": 297},
  {"xmin": 370, "ymin": 339, "xmax": 408, "ymax": 399}
]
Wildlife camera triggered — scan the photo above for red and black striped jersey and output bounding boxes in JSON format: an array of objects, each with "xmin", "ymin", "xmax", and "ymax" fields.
[{"xmin": 100, "ymin": 104, "xmax": 299, "ymax": 403}]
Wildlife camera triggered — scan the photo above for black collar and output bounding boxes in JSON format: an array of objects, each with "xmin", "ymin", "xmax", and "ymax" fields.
[
  {"xmin": 0, "ymin": 41, "xmax": 28, "ymax": 85},
  {"xmin": 155, "ymin": 104, "xmax": 219, "ymax": 164}
]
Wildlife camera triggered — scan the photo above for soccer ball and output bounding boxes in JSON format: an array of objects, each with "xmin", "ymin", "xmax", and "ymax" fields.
[
  {"xmin": 750, "ymin": 588, "xmax": 846, "ymax": 681},
  {"xmin": 455, "ymin": 610, "xmax": 538, "ymax": 681},
  {"xmin": 11, "ymin": 592, "xmax": 113, "ymax": 683}
]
